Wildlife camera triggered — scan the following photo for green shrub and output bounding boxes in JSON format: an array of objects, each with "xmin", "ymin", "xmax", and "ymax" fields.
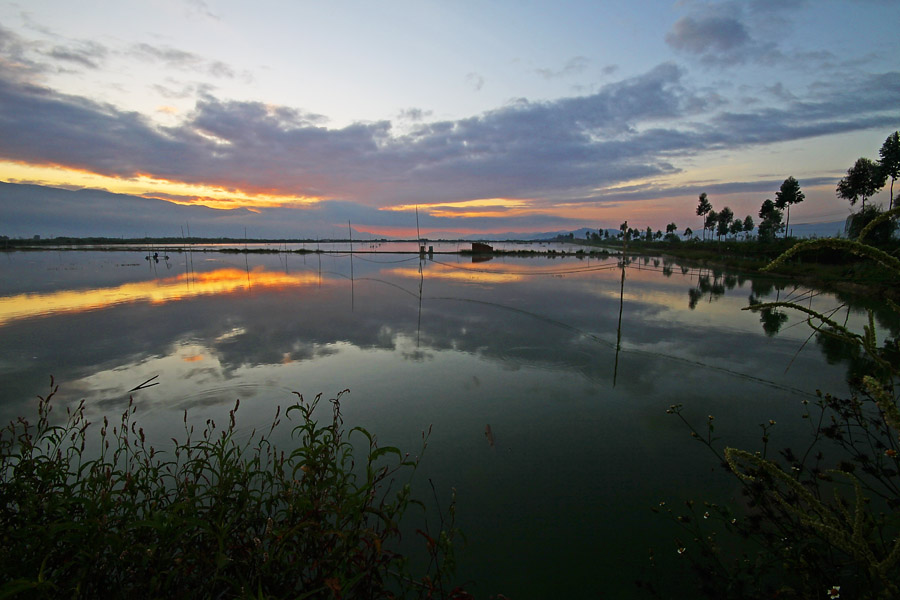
[
  {"xmin": 847, "ymin": 205, "xmax": 899, "ymax": 244},
  {"xmin": 649, "ymin": 208, "xmax": 900, "ymax": 599},
  {"xmin": 0, "ymin": 383, "xmax": 463, "ymax": 599}
]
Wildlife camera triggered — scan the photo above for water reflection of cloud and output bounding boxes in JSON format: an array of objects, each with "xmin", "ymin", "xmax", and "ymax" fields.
[
  {"xmin": 386, "ymin": 266, "xmax": 525, "ymax": 284},
  {"xmin": 0, "ymin": 267, "xmax": 321, "ymax": 326},
  {"xmin": 0, "ymin": 253, "xmax": 858, "ymax": 428}
]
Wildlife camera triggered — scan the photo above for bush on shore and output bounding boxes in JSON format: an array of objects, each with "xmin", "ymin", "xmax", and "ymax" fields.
[{"xmin": 0, "ymin": 383, "xmax": 464, "ymax": 599}]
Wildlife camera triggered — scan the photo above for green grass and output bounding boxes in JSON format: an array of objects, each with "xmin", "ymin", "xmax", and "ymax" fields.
[{"xmin": 0, "ymin": 380, "xmax": 463, "ymax": 599}]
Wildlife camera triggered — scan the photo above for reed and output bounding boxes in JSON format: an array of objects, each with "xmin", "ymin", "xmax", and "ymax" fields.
[
  {"xmin": 646, "ymin": 210, "xmax": 900, "ymax": 599},
  {"xmin": 0, "ymin": 382, "xmax": 463, "ymax": 599}
]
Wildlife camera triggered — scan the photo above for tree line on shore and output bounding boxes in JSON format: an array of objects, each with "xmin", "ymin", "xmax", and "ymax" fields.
[{"xmin": 587, "ymin": 130, "xmax": 899, "ymax": 245}]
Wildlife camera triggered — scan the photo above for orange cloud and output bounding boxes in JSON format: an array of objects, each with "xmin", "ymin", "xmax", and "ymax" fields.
[
  {"xmin": 384, "ymin": 198, "xmax": 531, "ymax": 215},
  {"xmin": 0, "ymin": 162, "xmax": 324, "ymax": 211}
]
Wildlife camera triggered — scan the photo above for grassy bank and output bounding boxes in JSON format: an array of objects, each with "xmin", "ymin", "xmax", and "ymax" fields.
[{"xmin": 0, "ymin": 381, "xmax": 464, "ymax": 599}]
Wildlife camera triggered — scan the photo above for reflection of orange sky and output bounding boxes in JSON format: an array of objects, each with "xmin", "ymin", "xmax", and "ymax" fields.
[
  {"xmin": 388, "ymin": 259, "xmax": 674, "ymax": 286},
  {"xmin": 0, "ymin": 267, "xmax": 320, "ymax": 326},
  {"xmin": 386, "ymin": 266, "xmax": 525, "ymax": 283},
  {"xmin": 385, "ymin": 259, "xmax": 623, "ymax": 283}
]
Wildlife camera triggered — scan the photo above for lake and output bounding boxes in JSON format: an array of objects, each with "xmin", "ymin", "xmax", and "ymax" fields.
[{"xmin": 0, "ymin": 246, "xmax": 885, "ymax": 597}]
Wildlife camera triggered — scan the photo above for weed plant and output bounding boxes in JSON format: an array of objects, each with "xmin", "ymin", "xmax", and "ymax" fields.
[
  {"xmin": 0, "ymin": 384, "xmax": 464, "ymax": 599},
  {"xmin": 645, "ymin": 208, "xmax": 900, "ymax": 599}
]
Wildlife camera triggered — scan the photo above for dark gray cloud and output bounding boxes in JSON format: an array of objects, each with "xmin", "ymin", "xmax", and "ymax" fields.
[
  {"xmin": 666, "ymin": 15, "xmax": 752, "ymax": 57},
  {"xmin": 0, "ymin": 22, "xmax": 45, "ymax": 78},
  {"xmin": 397, "ymin": 107, "xmax": 432, "ymax": 122},
  {"xmin": 46, "ymin": 40, "xmax": 107, "ymax": 69},
  {"xmin": 1, "ymin": 55, "xmax": 895, "ymax": 209},
  {"xmin": 665, "ymin": 0, "xmax": 807, "ymax": 66}
]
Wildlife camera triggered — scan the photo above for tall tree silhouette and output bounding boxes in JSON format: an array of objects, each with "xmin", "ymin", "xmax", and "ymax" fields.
[
  {"xmin": 716, "ymin": 206, "xmax": 734, "ymax": 240},
  {"xmin": 742, "ymin": 215, "xmax": 754, "ymax": 239},
  {"xmin": 758, "ymin": 199, "xmax": 783, "ymax": 241},
  {"xmin": 704, "ymin": 209, "xmax": 718, "ymax": 241},
  {"xmin": 729, "ymin": 217, "xmax": 743, "ymax": 239},
  {"xmin": 774, "ymin": 176, "xmax": 804, "ymax": 238},
  {"xmin": 879, "ymin": 131, "xmax": 900, "ymax": 210},
  {"xmin": 837, "ymin": 157, "xmax": 885, "ymax": 208},
  {"xmin": 696, "ymin": 193, "xmax": 712, "ymax": 240}
]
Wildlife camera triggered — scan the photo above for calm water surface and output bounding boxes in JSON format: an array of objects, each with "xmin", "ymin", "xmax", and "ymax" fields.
[{"xmin": 0, "ymin": 248, "xmax": 887, "ymax": 597}]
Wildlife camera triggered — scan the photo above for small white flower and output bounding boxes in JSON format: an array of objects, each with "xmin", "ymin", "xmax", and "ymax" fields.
[{"xmin": 827, "ymin": 585, "xmax": 841, "ymax": 599}]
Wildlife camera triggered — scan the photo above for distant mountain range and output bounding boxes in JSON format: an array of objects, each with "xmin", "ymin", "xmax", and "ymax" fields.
[{"xmin": 1, "ymin": 181, "xmax": 847, "ymax": 241}]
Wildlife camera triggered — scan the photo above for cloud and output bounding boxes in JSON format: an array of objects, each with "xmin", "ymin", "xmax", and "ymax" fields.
[
  {"xmin": 183, "ymin": 0, "xmax": 220, "ymax": 20},
  {"xmin": 535, "ymin": 56, "xmax": 589, "ymax": 79},
  {"xmin": 0, "ymin": 22, "xmax": 46, "ymax": 79},
  {"xmin": 46, "ymin": 40, "xmax": 108, "ymax": 70},
  {"xmin": 0, "ymin": 32, "xmax": 897, "ymax": 234},
  {"xmin": 664, "ymin": 1, "xmax": 805, "ymax": 66},
  {"xmin": 152, "ymin": 80, "xmax": 217, "ymax": 100},
  {"xmin": 465, "ymin": 72, "xmax": 484, "ymax": 91},
  {"xmin": 1, "ymin": 23, "xmax": 109, "ymax": 75},
  {"xmin": 666, "ymin": 15, "xmax": 751, "ymax": 57},
  {"xmin": 396, "ymin": 107, "xmax": 432, "ymax": 122},
  {"xmin": 130, "ymin": 43, "xmax": 236, "ymax": 78}
]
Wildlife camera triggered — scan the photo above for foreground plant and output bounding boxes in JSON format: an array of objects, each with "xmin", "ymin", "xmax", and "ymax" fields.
[
  {"xmin": 0, "ymin": 382, "xmax": 464, "ymax": 599},
  {"xmin": 648, "ymin": 209, "xmax": 900, "ymax": 599}
]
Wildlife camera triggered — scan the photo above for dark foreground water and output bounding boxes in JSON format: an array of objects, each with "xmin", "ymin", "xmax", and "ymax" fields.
[{"xmin": 0, "ymin": 248, "xmax": 889, "ymax": 597}]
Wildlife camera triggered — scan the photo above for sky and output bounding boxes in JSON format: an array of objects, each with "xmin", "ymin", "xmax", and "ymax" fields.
[{"xmin": 0, "ymin": 0, "xmax": 898, "ymax": 238}]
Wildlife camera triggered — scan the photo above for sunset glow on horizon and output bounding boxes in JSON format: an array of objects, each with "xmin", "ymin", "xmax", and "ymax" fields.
[{"xmin": 0, "ymin": 2, "xmax": 897, "ymax": 238}]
